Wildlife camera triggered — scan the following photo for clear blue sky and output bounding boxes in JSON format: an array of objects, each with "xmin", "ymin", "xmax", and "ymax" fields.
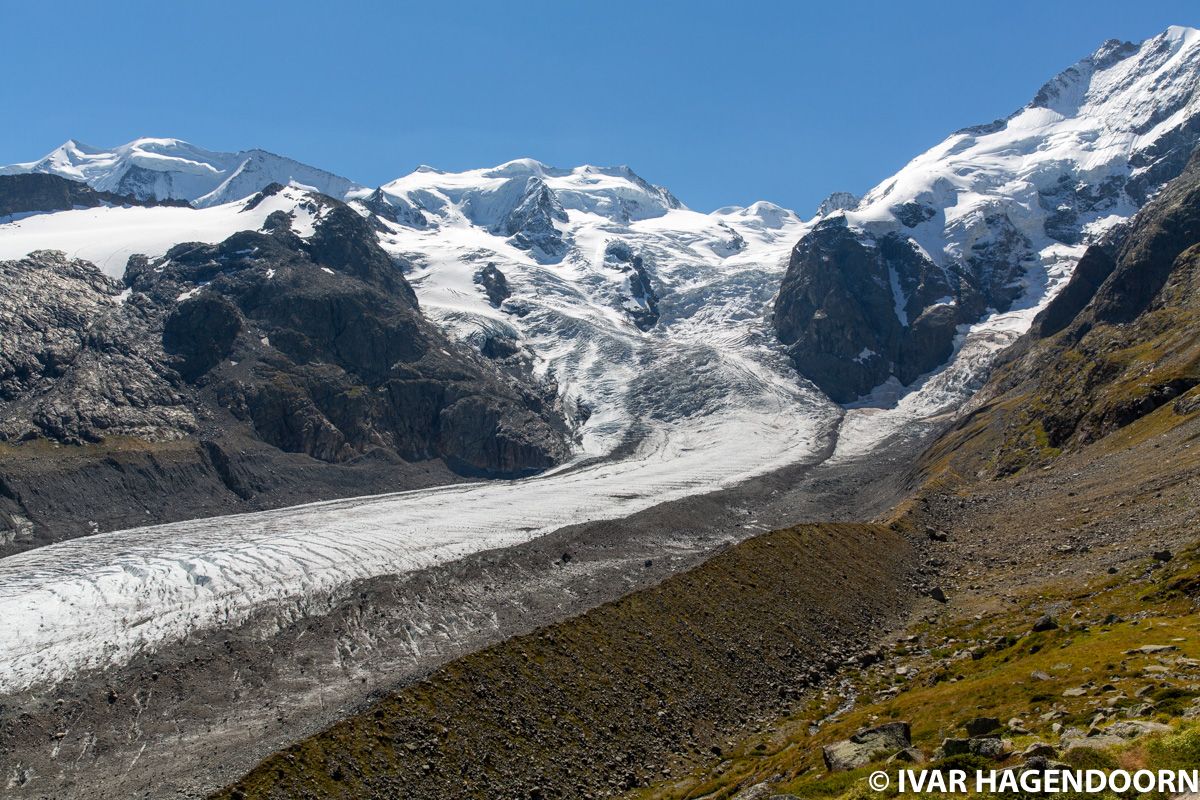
[{"xmin": 3, "ymin": 1, "xmax": 1197, "ymax": 213}]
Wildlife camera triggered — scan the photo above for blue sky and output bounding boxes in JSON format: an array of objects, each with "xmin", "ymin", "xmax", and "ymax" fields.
[{"xmin": 3, "ymin": 1, "xmax": 1197, "ymax": 213}]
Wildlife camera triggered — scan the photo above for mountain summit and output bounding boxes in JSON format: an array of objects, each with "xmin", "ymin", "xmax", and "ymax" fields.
[
  {"xmin": 775, "ymin": 25, "xmax": 1200, "ymax": 401},
  {"xmin": 0, "ymin": 137, "xmax": 362, "ymax": 207}
]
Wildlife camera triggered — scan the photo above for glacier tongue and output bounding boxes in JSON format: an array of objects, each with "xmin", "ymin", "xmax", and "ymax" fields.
[{"xmin": 0, "ymin": 395, "xmax": 837, "ymax": 692}]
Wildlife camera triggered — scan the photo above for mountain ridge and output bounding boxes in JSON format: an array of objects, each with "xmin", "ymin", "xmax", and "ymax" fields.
[
  {"xmin": 0, "ymin": 137, "xmax": 363, "ymax": 208},
  {"xmin": 775, "ymin": 24, "xmax": 1200, "ymax": 401}
]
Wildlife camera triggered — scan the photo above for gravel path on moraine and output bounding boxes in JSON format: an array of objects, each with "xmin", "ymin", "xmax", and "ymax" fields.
[{"xmin": 0, "ymin": 421, "xmax": 940, "ymax": 800}]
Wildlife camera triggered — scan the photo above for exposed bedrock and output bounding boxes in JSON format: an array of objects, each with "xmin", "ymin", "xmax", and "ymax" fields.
[{"xmin": 0, "ymin": 188, "xmax": 571, "ymax": 550}]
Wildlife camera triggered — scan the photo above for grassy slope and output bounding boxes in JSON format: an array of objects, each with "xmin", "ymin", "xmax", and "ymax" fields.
[{"xmin": 631, "ymin": 531, "xmax": 1200, "ymax": 800}]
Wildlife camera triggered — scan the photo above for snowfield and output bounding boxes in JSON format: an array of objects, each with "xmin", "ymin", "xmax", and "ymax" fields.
[
  {"xmin": 3, "ymin": 25, "xmax": 1200, "ymax": 692},
  {"xmin": 0, "ymin": 184, "xmax": 332, "ymax": 276}
]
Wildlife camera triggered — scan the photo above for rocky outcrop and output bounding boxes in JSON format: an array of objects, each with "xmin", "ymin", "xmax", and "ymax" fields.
[
  {"xmin": 0, "ymin": 172, "xmax": 188, "ymax": 217},
  {"xmin": 358, "ymin": 187, "xmax": 428, "ymax": 228},
  {"xmin": 822, "ymin": 721, "xmax": 912, "ymax": 770},
  {"xmin": 815, "ymin": 191, "xmax": 859, "ymax": 217},
  {"xmin": 0, "ymin": 250, "xmax": 195, "ymax": 444},
  {"xmin": 774, "ymin": 220, "xmax": 962, "ymax": 401},
  {"xmin": 473, "ymin": 262, "xmax": 511, "ymax": 307},
  {"xmin": 604, "ymin": 240, "xmax": 660, "ymax": 331},
  {"xmin": 927, "ymin": 146, "xmax": 1200, "ymax": 477},
  {"xmin": 0, "ymin": 190, "xmax": 572, "ymax": 549},
  {"xmin": 498, "ymin": 177, "xmax": 570, "ymax": 261}
]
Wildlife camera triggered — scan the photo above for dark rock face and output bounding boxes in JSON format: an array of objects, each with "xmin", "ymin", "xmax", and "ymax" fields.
[
  {"xmin": 604, "ymin": 240, "xmax": 660, "ymax": 331},
  {"xmin": 774, "ymin": 221, "xmax": 964, "ymax": 401},
  {"xmin": 359, "ymin": 187, "xmax": 429, "ymax": 228},
  {"xmin": 498, "ymin": 177, "xmax": 569, "ymax": 261},
  {"xmin": 0, "ymin": 191, "xmax": 571, "ymax": 548},
  {"xmin": 1038, "ymin": 174, "xmax": 1124, "ymax": 245},
  {"xmin": 625, "ymin": 257, "xmax": 660, "ymax": 331},
  {"xmin": 1030, "ymin": 245, "xmax": 1117, "ymax": 338},
  {"xmin": 474, "ymin": 262, "xmax": 511, "ymax": 307},
  {"xmin": 1089, "ymin": 155, "xmax": 1200, "ymax": 325},
  {"xmin": 0, "ymin": 173, "xmax": 188, "ymax": 217},
  {"xmin": 893, "ymin": 201, "xmax": 936, "ymax": 228},
  {"xmin": 162, "ymin": 295, "xmax": 242, "ymax": 381}
]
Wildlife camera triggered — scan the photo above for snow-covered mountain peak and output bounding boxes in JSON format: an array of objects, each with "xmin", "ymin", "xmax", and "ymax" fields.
[
  {"xmin": 814, "ymin": 191, "xmax": 860, "ymax": 218},
  {"xmin": 711, "ymin": 200, "xmax": 800, "ymax": 230},
  {"xmin": 0, "ymin": 137, "xmax": 362, "ymax": 208},
  {"xmin": 368, "ymin": 158, "xmax": 684, "ymax": 231},
  {"xmin": 775, "ymin": 24, "xmax": 1200, "ymax": 408},
  {"xmin": 850, "ymin": 24, "xmax": 1200, "ymax": 249},
  {"xmin": 482, "ymin": 157, "xmax": 555, "ymax": 178}
]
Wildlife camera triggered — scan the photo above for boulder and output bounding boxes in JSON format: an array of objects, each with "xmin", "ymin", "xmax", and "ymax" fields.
[
  {"xmin": 822, "ymin": 721, "xmax": 911, "ymax": 771},
  {"xmin": 937, "ymin": 737, "xmax": 971, "ymax": 757},
  {"xmin": 1106, "ymin": 720, "xmax": 1171, "ymax": 739},
  {"xmin": 730, "ymin": 784, "xmax": 773, "ymax": 800},
  {"xmin": 964, "ymin": 716, "xmax": 1001, "ymax": 737},
  {"xmin": 1125, "ymin": 644, "xmax": 1177, "ymax": 655},
  {"xmin": 886, "ymin": 747, "xmax": 926, "ymax": 764},
  {"xmin": 1058, "ymin": 722, "xmax": 1162, "ymax": 752},
  {"xmin": 969, "ymin": 737, "xmax": 1013, "ymax": 759},
  {"xmin": 1021, "ymin": 742, "xmax": 1059, "ymax": 760}
]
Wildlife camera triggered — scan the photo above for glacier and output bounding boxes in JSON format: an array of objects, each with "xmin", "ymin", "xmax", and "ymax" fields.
[{"xmin": 3, "ymin": 25, "xmax": 1200, "ymax": 693}]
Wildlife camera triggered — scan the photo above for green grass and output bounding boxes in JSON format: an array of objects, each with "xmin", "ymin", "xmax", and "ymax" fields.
[{"xmin": 629, "ymin": 549, "xmax": 1200, "ymax": 800}]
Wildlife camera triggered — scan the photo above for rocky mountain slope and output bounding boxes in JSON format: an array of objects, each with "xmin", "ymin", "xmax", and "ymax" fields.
[
  {"xmin": 926, "ymin": 144, "xmax": 1200, "ymax": 479},
  {"xmin": 215, "ymin": 523, "xmax": 918, "ymax": 800},
  {"xmin": 776, "ymin": 26, "xmax": 1200, "ymax": 402},
  {"xmin": 0, "ymin": 172, "xmax": 188, "ymax": 218},
  {"xmin": 0, "ymin": 177, "xmax": 569, "ymax": 551}
]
